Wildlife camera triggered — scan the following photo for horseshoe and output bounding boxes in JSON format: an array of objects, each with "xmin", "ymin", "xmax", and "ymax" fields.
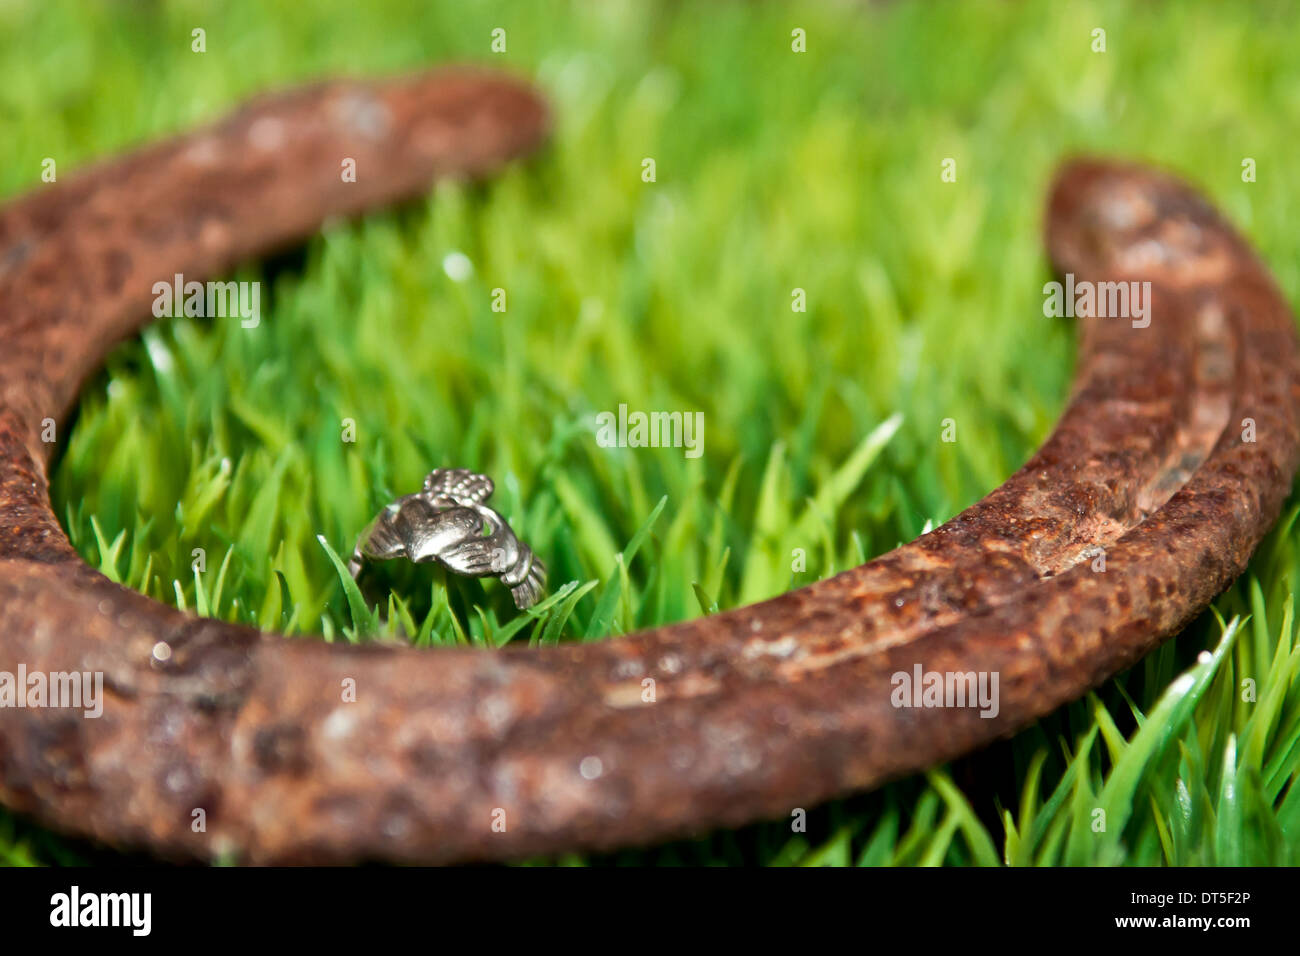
[{"xmin": 1, "ymin": 70, "xmax": 1297, "ymax": 864}]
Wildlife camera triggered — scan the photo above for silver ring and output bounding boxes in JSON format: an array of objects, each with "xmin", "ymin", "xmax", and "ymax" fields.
[{"xmin": 349, "ymin": 468, "xmax": 546, "ymax": 609}]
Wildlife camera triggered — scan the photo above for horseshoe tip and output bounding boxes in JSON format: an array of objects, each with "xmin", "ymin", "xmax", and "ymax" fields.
[{"xmin": 1045, "ymin": 157, "xmax": 1220, "ymax": 278}]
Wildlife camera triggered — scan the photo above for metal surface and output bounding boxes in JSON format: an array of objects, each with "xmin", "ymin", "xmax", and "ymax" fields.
[{"xmin": 0, "ymin": 71, "xmax": 1297, "ymax": 864}]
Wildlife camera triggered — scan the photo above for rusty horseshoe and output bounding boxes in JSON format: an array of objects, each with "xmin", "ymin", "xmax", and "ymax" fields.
[{"xmin": 0, "ymin": 70, "xmax": 1297, "ymax": 863}]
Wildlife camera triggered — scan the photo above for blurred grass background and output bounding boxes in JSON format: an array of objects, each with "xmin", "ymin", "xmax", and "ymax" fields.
[{"xmin": 2, "ymin": 0, "xmax": 1299, "ymax": 865}]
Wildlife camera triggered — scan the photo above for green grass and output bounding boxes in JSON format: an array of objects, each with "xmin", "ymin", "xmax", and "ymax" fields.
[{"xmin": 2, "ymin": 0, "xmax": 1299, "ymax": 865}]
